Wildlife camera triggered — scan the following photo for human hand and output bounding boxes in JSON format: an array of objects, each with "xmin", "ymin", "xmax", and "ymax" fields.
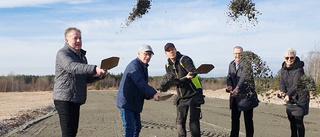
[
  {"xmin": 232, "ymin": 86, "xmax": 239, "ymax": 95},
  {"xmin": 279, "ymin": 92, "xmax": 285, "ymax": 97},
  {"xmin": 277, "ymin": 92, "xmax": 286, "ymax": 99},
  {"xmin": 186, "ymin": 72, "xmax": 194, "ymax": 79},
  {"xmin": 153, "ymin": 93, "xmax": 159, "ymax": 101},
  {"xmin": 284, "ymin": 95, "xmax": 289, "ymax": 102},
  {"xmin": 226, "ymin": 86, "xmax": 232, "ymax": 92},
  {"xmin": 95, "ymin": 66, "xmax": 107, "ymax": 76}
]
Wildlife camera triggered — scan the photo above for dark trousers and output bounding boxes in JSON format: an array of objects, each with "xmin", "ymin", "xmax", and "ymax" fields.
[
  {"xmin": 54, "ymin": 100, "xmax": 81, "ymax": 137},
  {"xmin": 287, "ymin": 112, "xmax": 305, "ymax": 137},
  {"xmin": 176, "ymin": 104, "xmax": 201, "ymax": 137},
  {"xmin": 230, "ymin": 100, "xmax": 254, "ymax": 137}
]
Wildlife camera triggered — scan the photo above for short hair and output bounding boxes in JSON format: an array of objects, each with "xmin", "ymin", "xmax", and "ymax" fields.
[
  {"xmin": 64, "ymin": 27, "xmax": 81, "ymax": 38},
  {"xmin": 233, "ymin": 46, "xmax": 243, "ymax": 52},
  {"xmin": 284, "ymin": 48, "xmax": 296, "ymax": 57}
]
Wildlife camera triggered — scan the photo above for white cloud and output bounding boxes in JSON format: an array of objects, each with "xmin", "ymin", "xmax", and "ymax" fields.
[
  {"xmin": 0, "ymin": 0, "xmax": 319, "ymax": 77},
  {"xmin": 0, "ymin": 0, "xmax": 95, "ymax": 8},
  {"xmin": 0, "ymin": 0, "xmax": 62, "ymax": 8}
]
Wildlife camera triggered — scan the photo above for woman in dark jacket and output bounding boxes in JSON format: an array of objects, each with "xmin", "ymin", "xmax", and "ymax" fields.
[{"xmin": 279, "ymin": 48, "xmax": 309, "ymax": 137}]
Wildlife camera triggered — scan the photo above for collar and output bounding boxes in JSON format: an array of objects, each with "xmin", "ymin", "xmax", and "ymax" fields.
[
  {"xmin": 136, "ymin": 57, "xmax": 149, "ymax": 67},
  {"xmin": 167, "ymin": 51, "xmax": 183, "ymax": 65},
  {"xmin": 65, "ymin": 43, "xmax": 86, "ymax": 56},
  {"xmin": 282, "ymin": 56, "xmax": 304, "ymax": 70}
]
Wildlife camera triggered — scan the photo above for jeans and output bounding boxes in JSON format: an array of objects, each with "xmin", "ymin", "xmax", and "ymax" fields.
[
  {"xmin": 176, "ymin": 104, "xmax": 201, "ymax": 137},
  {"xmin": 54, "ymin": 100, "xmax": 81, "ymax": 137},
  {"xmin": 119, "ymin": 108, "xmax": 141, "ymax": 137},
  {"xmin": 230, "ymin": 100, "xmax": 254, "ymax": 137}
]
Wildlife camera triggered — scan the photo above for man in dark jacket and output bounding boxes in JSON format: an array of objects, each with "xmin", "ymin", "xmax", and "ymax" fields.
[
  {"xmin": 53, "ymin": 27, "xmax": 106, "ymax": 137},
  {"xmin": 163, "ymin": 43, "xmax": 204, "ymax": 137},
  {"xmin": 226, "ymin": 46, "xmax": 258, "ymax": 137},
  {"xmin": 279, "ymin": 48, "xmax": 309, "ymax": 137},
  {"xmin": 116, "ymin": 44, "xmax": 159, "ymax": 137}
]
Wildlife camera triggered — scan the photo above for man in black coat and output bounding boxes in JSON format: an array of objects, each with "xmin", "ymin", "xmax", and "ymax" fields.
[{"xmin": 226, "ymin": 46, "xmax": 258, "ymax": 137}]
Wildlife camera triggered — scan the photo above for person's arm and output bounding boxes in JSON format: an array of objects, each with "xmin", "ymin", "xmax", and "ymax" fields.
[
  {"xmin": 87, "ymin": 66, "xmax": 107, "ymax": 83},
  {"xmin": 57, "ymin": 51, "xmax": 96, "ymax": 75},
  {"xmin": 129, "ymin": 64, "xmax": 157, "ymax": 100},
  {"xmin": 226, "ymin": 62, "xmax": 234, "ymax": 91},
  {"xmin": 181, "ymin": 56, "xmax": 197, "ymax": 78},
  {"xmin": 286, "ymin": 69, "xmax": 303, "ymax": 97},
  {"xmin": 279, "ymin": 69, "xmax": 287, "ymax": 98},
  {"xmin": 178, "ymin": 56, "xmax": 198, "ymax": 83}
]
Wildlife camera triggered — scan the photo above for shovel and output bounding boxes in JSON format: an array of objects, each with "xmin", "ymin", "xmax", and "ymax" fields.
[
  {"xmin": 97, "ymin": 57, "xmax": 120, "ymax": 78},
  {"xmin": 196, "ymin": 64, "xmax": 214, "ymax": 74},
  {"xmin": 157, "ymin": 92, "xmax": 174, "ymax": 101},
  {"xmin": 180, "ymin": 64, "xmax": 214, "ymax": 80},
  {"xmin": 100, "ymin": 56, "xmax": 120, "ymax": 70}
]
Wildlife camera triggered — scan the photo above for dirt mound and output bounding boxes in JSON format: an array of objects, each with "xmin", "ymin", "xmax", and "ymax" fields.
[{"xmin": 0, "ymin": 106, "xmax": 54, "ymax": 136}]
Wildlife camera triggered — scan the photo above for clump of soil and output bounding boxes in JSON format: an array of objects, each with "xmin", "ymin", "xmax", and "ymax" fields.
[
  {"xmin": 158, "ymin": 73, "xmax": 175, "ymax": 92},
  {"xmin": 296, "ymin": 75, "xmax": 317, "ymax": 97},
  {"xmin": 125, "ymin": 0, "xmax": 152, "ymax": 26},
  {"xmin": 240, "ymin": 51, "xmax": 273, "ymax": 93},
  {"xmin": 227, "ymin": 0, "xmax": 261, "ymax": 23},
  {"xmin": 241, "ymin": 51, "xmax": 273, "ymax": 78},
  {"xmin": 0, "ymin": 106, "xmax": 54, "ymax": 136}
]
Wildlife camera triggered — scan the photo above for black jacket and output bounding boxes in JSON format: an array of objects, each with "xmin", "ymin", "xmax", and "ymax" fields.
[
  {"xmin": 227, "ymin": 60, "xmax": 258, "ymax": 111},
  {"xmin": 165, "ymin": 51, "xmax": 204, "ymax": 105},
  {"xmin": 280, "ymin": 56, "xmax": 309, "ymax": 116}
]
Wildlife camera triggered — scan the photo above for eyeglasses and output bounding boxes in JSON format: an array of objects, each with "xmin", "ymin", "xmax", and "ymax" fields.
[
  {"xmin": 142, "ymin": 52, "xmax": 152, "ymax": 57},
  {"xmin": 285, "ymin": 57, "xmax": 295, "ymax": 60}
]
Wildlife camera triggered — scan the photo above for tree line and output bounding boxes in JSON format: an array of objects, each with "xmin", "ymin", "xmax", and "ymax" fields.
[
  {"xmin": 0, "ymin": 73, "xmax": 318, "ymax": 96},
  {"xmin": 1, "ymin": 46, "xmax": 320, "ymax": 96},
  {"xmin": 0, "ymin": 73, "xmax": 227, "ymax": 92}
]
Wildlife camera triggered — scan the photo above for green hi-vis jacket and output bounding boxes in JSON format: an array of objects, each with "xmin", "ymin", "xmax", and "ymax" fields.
[{"xmin": 165, "ymin": 51, "xmax": 202, "ymax": 99}]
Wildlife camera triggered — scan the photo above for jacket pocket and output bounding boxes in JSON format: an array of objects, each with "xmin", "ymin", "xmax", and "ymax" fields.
[{"xmin": 191, "ymin": 92, "xmax": 205, "ymax": 105}]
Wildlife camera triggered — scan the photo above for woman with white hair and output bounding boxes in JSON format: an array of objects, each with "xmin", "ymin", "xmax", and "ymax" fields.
[{"xmin": 279, "ymin": 48, "xmax": 309, "ymax": 137}]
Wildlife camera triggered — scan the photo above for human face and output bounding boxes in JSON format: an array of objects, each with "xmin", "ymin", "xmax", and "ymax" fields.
[
  {"xmin": 284, "ymin": 52, "xmax": 295, "ymax": 67},
  {"xmin": 233, "ymin": 48, "xmax": 242, "ymax": 64},
  {"xmin": 138, "ymin": 51, "xmax": 153, "ymax": 65},
  {"xmin": 65, "ymin": 30, "xmax": 82, "ymax": 51},
  {"xmin": 165, "ymin": 47, "xmax": 177, "ymax": 62}
]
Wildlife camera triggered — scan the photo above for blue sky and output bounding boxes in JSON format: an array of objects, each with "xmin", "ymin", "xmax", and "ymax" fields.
[{"xmin": 0, "ymin": 0, "xmax": 319, "ymax": 77}]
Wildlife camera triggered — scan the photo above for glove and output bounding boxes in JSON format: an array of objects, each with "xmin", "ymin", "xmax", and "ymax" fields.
[{"xmin": 174, "ymin": 78, "xmax": 180, "ymax": 85}]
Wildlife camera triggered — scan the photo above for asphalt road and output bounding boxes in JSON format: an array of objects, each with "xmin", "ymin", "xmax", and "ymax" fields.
[{"xmin": 6, "ymin": 90, "xmax": 320, "ymax": 137}]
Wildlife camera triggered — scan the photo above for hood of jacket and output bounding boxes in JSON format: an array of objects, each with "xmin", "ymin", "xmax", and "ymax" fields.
[{"xmin": 281, "ymin": 56, "xmax": 304, "ymax": 71}]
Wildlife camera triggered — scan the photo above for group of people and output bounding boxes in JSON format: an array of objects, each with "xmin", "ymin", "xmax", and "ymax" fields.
[
  {"xmin": 116, "ymin": 42, "xmax": 205, "ymax": 137},
  {"xmin": 53, "ymin": 27, "xmax": 309, "ymax": 137},
  {"xmin": 227, "ymin": 46, "xmax": 309, "ymax": 137}
]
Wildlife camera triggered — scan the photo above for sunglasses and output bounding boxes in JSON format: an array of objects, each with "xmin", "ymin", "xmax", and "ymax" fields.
[{"xmin": 285, "ymin": 57, "xmax": 295, "ymax": 60}]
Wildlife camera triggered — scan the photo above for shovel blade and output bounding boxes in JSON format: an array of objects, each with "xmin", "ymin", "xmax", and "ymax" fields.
[
  {"xmin": 100, "ymin": 57, "xmax": 120, "ymax": 70},
  {"xmin": 196, "ymin": 64, "xmax": 214, "ymax": 74},
  {"xmin": 157, "ymin": 93, "xmax": 174, "ymax": 101}
]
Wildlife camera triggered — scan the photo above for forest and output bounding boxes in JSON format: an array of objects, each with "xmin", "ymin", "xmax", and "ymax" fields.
[
  {"xmin": 1, "ymin": 46, "xmax": 320, "ymax": 97},
  {"xmin": 0, "ymin": 72, "xmax": 318, "ymax": 97}
]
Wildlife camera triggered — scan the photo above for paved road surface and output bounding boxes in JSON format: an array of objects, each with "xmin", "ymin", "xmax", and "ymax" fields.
[{"xmin": 6, "ymin": 90, "xmax": 320, "ymax": 137}]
